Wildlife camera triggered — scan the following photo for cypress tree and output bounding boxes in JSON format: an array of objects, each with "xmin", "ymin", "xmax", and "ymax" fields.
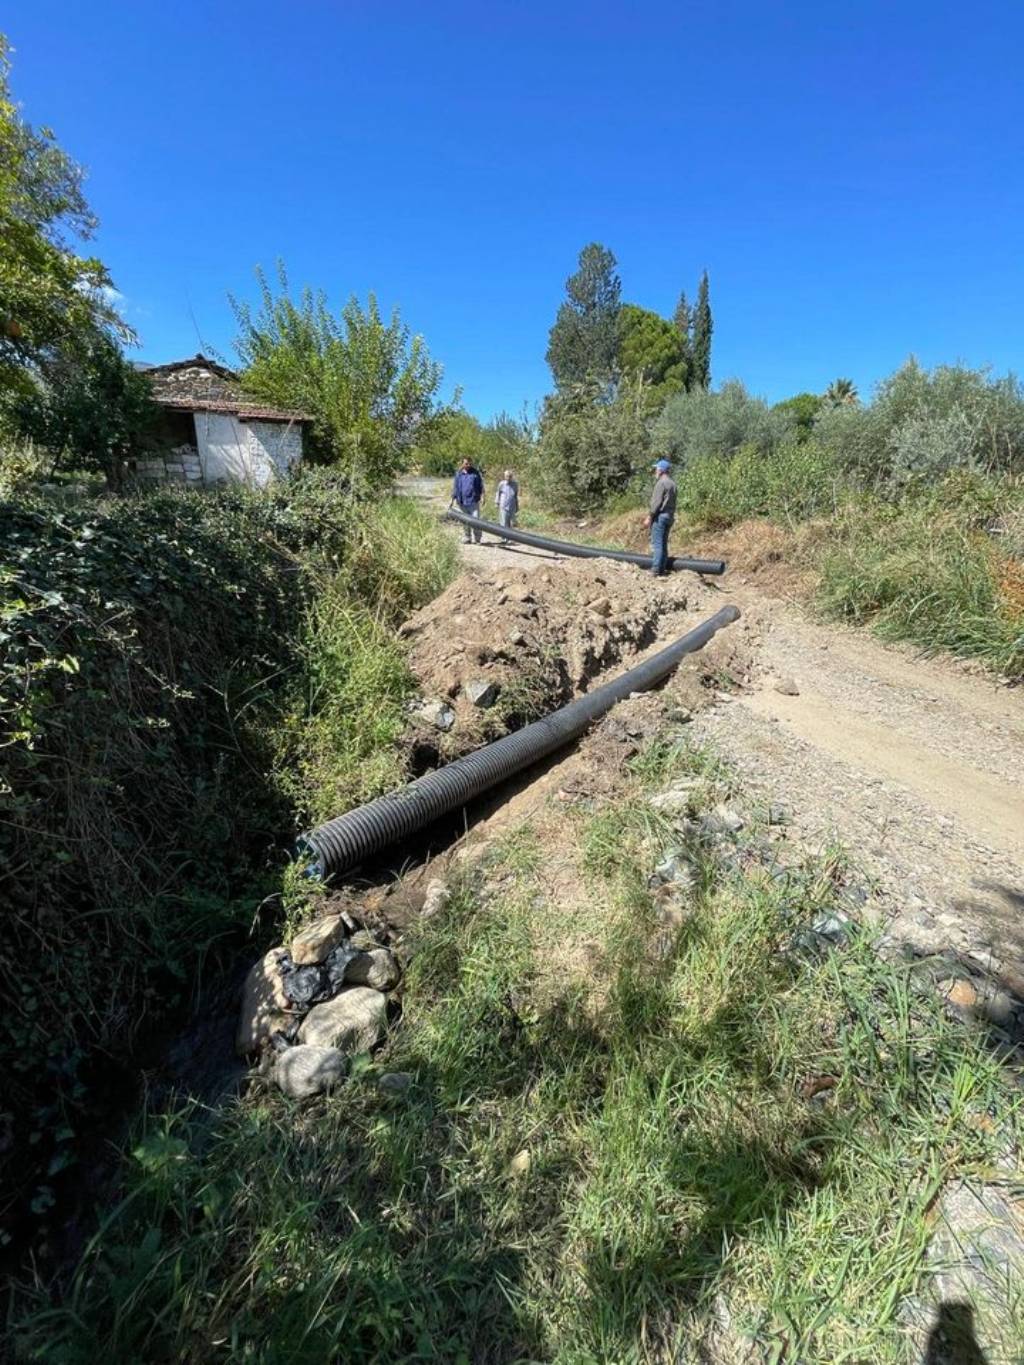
[
  {"xmin": 672, "ymin": 290, "xmax": 693, "ymax": 388},
  {"xmin": 692, "ymin": 270, "xmax": 713, "ymax": 390}
]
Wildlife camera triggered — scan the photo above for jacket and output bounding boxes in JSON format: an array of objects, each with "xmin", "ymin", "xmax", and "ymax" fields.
[
  {"xmin": 650, "ymin": 476, "xmax": 677, "ymax": 521},
  {"xmin": 453, "ymin": 467, "xmax": 484, "ymax": 507}
]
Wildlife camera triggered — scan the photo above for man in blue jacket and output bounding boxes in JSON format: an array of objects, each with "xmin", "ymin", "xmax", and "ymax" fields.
[{"xmin": 451, "ymin": 456, "xmax": 484, "ymax": 544}]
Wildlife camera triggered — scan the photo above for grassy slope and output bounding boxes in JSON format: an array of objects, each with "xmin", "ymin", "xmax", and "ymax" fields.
[{"xmin": 16, "ymin": 733, "xmax": 1023, "ymax": 1363}]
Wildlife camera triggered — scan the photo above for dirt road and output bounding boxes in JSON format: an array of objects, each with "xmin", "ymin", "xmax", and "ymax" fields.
[{"xmin": 405, "ymin": 476, "xmax": 1024, "ymax": 989}]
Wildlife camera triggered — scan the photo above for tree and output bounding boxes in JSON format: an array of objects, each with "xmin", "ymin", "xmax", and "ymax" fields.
[
  {"xmin": 0, "ymin": 36, "xmax": 128, "ymax": 403},
  {"xmin": 692, "ymin": 270, "xmax": 713, "ymax": 390},
  {"xmin": 534, "ymin": 376, "xmax": 649, "ymax": 512},
  {"xmin": 773, "ymin": 392, "xmax": 822, "ymax": 442},
  {"xmin": 672, "ymin": 290, "xmax": 694, "ymax": 383},
  {"xmin": 824, "ymin": 377, "xmax": 858, "ymax": 407},
  {"xmin": 15, "ymin": 335, "xmax": 158, "ymax": 484},
  {"xmin": 545, "ymin": 243, "xmax": 621, "ymax": 389},
  {"xmin": 654, "ymin": 380, "xmax": 795, "ymax": 468},
  {"xmin": 618, "ymin": 304, "xmax": 688, "ymax": 404},
  {"xmin": 232, "ymin": 264, "xmax": 443, "ymax": 489}
]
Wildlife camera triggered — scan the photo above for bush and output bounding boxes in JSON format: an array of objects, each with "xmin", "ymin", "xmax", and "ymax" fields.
[
  {"xmin": 815, "ymin": 359, "xmax": 1024, "ymax": 487},
  {"xmin": 654, "ymin": 379, "xmax": 795, "ymax": 469},
  {"xmin": 678, "ymin": 441, "xmax": 845, "ymax": 528},
  {"xmin": 0, "ymin": 474, "xmax": 455, "ymax": 1241},
  {"xmin": 533, "ymin": 379, "xmax": 650, "ymax": 513}
]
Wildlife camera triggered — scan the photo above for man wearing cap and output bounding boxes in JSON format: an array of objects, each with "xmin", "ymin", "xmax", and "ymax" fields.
[{"xmin": 645, "ymin": 458, "xmax": 677, "ymax": 577}]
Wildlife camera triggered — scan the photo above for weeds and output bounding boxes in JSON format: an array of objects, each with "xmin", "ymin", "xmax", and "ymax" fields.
[{"xmin": 16, "ymin": 737, "xmax": 1022, "ymax": 1362}]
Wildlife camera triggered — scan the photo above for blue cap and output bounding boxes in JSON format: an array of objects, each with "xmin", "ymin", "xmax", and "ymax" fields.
[{"xmin": 654, "ymin": 458, "xmax": 671, "ymax": 472}]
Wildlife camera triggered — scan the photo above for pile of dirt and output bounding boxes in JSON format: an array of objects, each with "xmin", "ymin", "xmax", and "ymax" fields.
[{"xmin": 398, "ymin": 559, "xmax": 711, "ymax": 761}]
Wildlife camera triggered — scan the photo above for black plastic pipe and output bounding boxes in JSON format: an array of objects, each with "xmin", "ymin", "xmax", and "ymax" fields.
[
  {"xmin": 299, "ymin": 605, "xmax": 740, "ymax": 879},
  {"xmin": 446, "ymin": 507, "xmax": 726, "ymax": 576}
]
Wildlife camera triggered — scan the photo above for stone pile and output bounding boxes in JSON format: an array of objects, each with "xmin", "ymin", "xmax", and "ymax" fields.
[{"xmin": 236, "ymin": 910, "xmax": 402, "ymax": 1100}]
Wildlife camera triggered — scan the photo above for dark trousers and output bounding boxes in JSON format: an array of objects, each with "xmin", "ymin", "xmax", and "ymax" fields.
[{"xmin": 650, "ymin": 513, "xmax": 672, "ymax": 575}]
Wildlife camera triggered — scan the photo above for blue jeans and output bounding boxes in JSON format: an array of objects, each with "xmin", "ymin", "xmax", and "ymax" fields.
[
  {"xmin": 459, "ymin": 501, "xmax": 482, "ymax": 542},
  {"xmin": 650, "ymin": 514, "xmax": 672, "ymax": 575}
]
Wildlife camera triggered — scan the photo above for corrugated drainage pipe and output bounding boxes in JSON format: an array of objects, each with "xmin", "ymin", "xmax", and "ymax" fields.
[
  {"xmin": 299, "ymin": 605, "xmax": 740, "ymax": 879},
  {"xmin": 446, "ymin": 507, "xmax": 726, "ymax": 576}
]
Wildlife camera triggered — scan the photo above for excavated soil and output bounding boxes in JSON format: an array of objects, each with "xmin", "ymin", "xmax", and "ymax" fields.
[{"xmin": 399, "ymin": 556, "xmax": 755, "ymax": 763}]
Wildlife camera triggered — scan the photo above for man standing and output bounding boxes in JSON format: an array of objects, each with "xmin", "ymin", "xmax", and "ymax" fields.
[
  {"xmin": 494, "ymin": 468, "xmax": 519, "ymax": 542},
  {"xmin": 645, "ymin": 457, "xmax": 677, "ymax": 577},
  {"xmin": 451, "ymin": 456, "xmax": 484, "ymax": 544}
]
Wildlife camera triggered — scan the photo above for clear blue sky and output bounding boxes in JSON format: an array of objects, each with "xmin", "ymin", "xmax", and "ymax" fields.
[{"xmin": 7, "ymin": 1, "xmax": 1024, "ymax": 420}]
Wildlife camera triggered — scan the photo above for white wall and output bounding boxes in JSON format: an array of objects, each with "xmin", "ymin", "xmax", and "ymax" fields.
[{"xmin": 192, "ymin": 413, "xmax": 303, "ymax": 486}]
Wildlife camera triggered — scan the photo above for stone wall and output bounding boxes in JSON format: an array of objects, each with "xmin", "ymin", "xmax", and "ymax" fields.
[{"xmin": 132, "ymin": 444, "xmax": 203, "ymax": 485}]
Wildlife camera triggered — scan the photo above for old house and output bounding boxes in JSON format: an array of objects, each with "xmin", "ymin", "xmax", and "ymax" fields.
[{"xmin": 135, "ymin": 355, "xmax": 310, "ymax": 486}]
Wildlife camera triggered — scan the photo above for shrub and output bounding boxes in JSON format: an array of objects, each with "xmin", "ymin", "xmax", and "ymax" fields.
[
  {"xmin": 678, "ymin": 441, "xmax": 845, "ymax": 529},
  {"xmin": 533, "ymin": 379, "xmax": 650, "ymax": 513},
  {"xmin": 815, "ymin": 359, "xmax": 1024, "ymax": 487},
  {"xmin": 654, "ymin": 379, "xmax": 795, "ymax": 469},
  {"xmin": 0, "ymin": 474, "xmax": 454, "ymax": 1242}
]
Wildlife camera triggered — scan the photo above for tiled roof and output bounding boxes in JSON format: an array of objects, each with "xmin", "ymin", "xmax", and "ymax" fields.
[{"xmin": 158, "ymin": 396, "xmax": 313, "ymax": 422}]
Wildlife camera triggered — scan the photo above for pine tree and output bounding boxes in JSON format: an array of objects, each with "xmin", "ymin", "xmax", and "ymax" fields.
[
  {"xmin": 672, "ymin": 290, "xmax": 693, "ymax": 388},
  {"xmin": 692, "ymin": 270, "xmax": 713, "ymax": 390},
  {"xmin": 545, "ymin": 243, "xmax": 621, "ymax": 389}
]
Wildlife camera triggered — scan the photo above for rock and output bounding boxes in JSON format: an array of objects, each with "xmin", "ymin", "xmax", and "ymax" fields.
[
  {"xmin": 290, "ymin": 914, "xmax": 349, "ymax": 966},
  {"xmin": 345, "ymin": 948, "xmax": 402, "ymax": 992},
  {"xmin": 773, "ymin": 675, "xmax": 800, "ymax": 696},
  {"xmin": 811, "ymin": 910, "xmax": 852, "ymax": 944},
  {"xmin": 378, "ymin": 1071, "xmax": 413, "ymax": 1094},
  {"xmin": 650, "ymin": 849, "xmax": 694, "ymax": 890},
  {"xmin": 767, "ymin": 803, "xmax": 791, "ymax": 826},
  {"xmin": 348, "ymin": 929, "xmax": 380, "ymax": 951},
  {"xmin": 417, "ymin": 700, "xmax": 456, "ymax": 732},
  {"xmin": 421, "ymin": 880, "xmax": 450, "ymax": 919},
  {"xmin": 978, "ymin": 989, "xmax": 1019, "ymax": 1027},
  {"xmin": 649, "ymin": 778, "xmax": 700, "ymax": 814},
  {"xmin": 273, "ymin": 1044, "xmax": 347, "ymax": 1100},
  {"xmin": 298, "ymin": 986, "xmax": 388, "ymax": 1053},
  {"xmin": 945, "ymin": 978, "xmax": 978, "ymax": 1010},
  {"xmin": 587, "ymin": 596, "xmax": 612, "ymax": 617},
  {"xmin": 465, "ymin": 678, "xmax": 499, "ymax": 708},
  {"xmin": 703, "ymin": 804, "xmax": 745, "ymax": 835},
  {"xmin": 508, "ymin": 1149, "xmax": 531, "ymax": 1177},
  {"xmin": 507, "ymin": 630, "xmax": 526, "ymax": 647},
  {"xmin": 236, "ymin": 948, "xmax": 293, "ymax": 1056}
]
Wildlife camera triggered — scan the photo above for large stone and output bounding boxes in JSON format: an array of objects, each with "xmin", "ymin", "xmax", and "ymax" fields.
[
  {"xmin": 273, "ymin": 1044, "xmax": 347, "ymax": 1100},
  {"xmin": 417, "ymin": 700, "xmax": 456, "ymax": 731},
  {"xmin": 772, "ymin": 675, "xmax": 800, "ymax": 696},
  {"xmin": 465, "ymin": 678, "xmax": 499, "ymax": 708},
  {"xmin": 298, "ymin": 986, "xmax": 387, "ymax": 1053},
  {"xmin": 290, "ymin": 914, "xmax": 349, "ymax": 966},
  {"xmin": 702, "ymin": 804, "xmax": 745, "ymax": 835},
  {"xmin": 236, "ymin": 948, "xmax": 293, "ymax": 1056},
  {"xmin": 345, "ymin": 948, "xmax": 402, "ymax": 992}
]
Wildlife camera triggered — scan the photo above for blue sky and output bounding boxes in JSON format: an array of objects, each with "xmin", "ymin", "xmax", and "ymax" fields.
[{"xmin": 7, "ymin": 1, "xmax": 1024, "ymax": 420}]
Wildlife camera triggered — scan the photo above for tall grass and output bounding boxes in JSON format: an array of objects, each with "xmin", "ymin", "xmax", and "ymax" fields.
[
  {"xmin": 16, "ymin": 737, "xmax": 1022, "ymax": 1362},
  {"xmin": 818, "ymin": 484, "xmax": 1024, "ymax": 677}
]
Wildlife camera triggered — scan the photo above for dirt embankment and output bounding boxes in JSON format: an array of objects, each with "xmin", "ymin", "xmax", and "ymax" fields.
[{"xmin": 397, "ymin": 556, "xmax": 756, "ymax": 765}]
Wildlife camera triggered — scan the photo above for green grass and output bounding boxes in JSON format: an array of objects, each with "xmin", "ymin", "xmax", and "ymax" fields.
[
  {"xmin": 13, "ymin": 736, "xmax": 1023, "ymax": 1363},
  {"xmin": 818, "ymin": 490, "xmax": 1024, "ymax": 677}
]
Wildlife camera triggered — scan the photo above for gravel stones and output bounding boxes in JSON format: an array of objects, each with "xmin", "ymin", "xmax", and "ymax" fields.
[{"xmin": 417, "ymin": 700, "xmax": 456, "ymax": 731}]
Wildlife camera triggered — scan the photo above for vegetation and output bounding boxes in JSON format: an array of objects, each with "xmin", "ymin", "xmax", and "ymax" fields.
[
  {"xmin": 534, "ymin": 376, "xmax": 650, "ymax": 513},
  {"xmin": 654, "ymin": 378, "xmax": 796, "ymax": 469},
  {"xmin": 413, "ymin": 405, "xmax": 533, "ymax": 478},
  {"xmin": 14, "ymin": 735, "xmax": 1022, "ymax": 1361},
  {"xmin": 0, "ymin": 475, "xmax": 455, "ymax": 1246},
  {"xmin": 691, "ymin": 268, "xmax": 713, "ymax": 390},
  {"xmin": 545, "ymin": 242, "xmax": 622, "ymax": 390},
  {"xmin": 231, "ymin": 263, "xmax": 443, "ymax": 490},
  {"xmin": 618, "ymin": 304, "xmax": 688, "ymax": 404}
]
